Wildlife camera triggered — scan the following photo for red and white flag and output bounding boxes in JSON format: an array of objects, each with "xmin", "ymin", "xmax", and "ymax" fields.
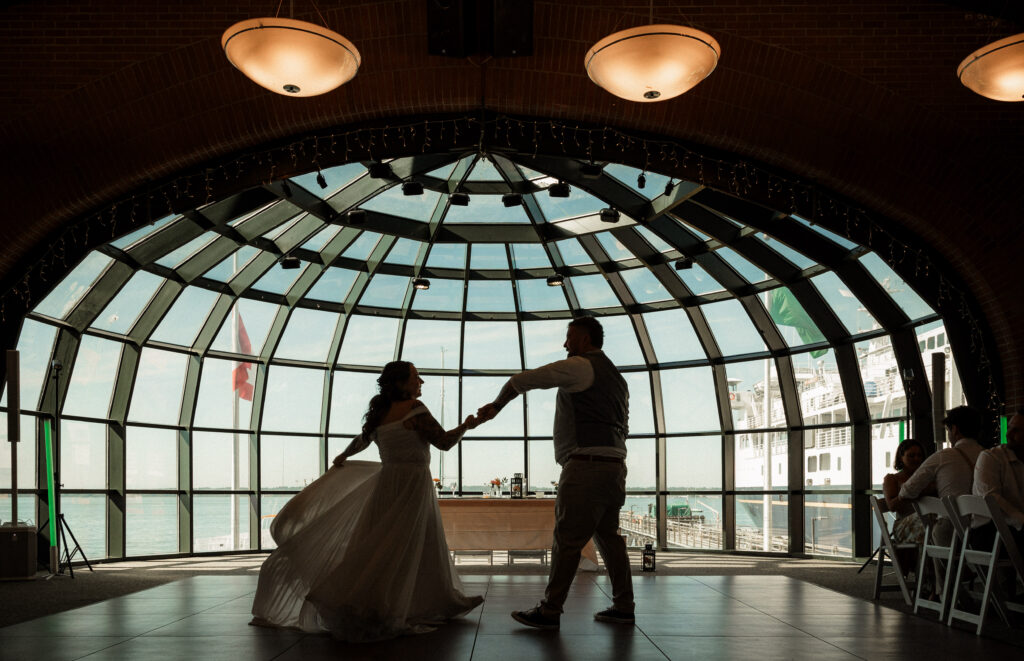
[{"xmin": 231, "ymin": 311, "xmax": 254, "ymax": 401}]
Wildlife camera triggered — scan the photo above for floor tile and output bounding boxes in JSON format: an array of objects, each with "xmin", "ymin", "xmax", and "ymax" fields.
[
  {"xmin": 648, "ymin": 636, "xmax": 861, "ymax": 661},
  {"xmin": 0, "ymin": 635, "xmax": 131, "ymax": 661},
  {"xmin": 66, "ymin": 635, "xmax": 302, "ymax": 661},
  {"xmin": 472, "ymin": 632, "xmax": 667, "ymax": 661}
]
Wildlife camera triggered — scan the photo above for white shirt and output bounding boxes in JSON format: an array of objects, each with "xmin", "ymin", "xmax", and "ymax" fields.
[
  {"xmin": 973, "ymin": 445, "xmax": 1024, "ymax": 530},
  {"xmin": 899, "ymin": 438, "xmax": 983, "ymax": 502}
]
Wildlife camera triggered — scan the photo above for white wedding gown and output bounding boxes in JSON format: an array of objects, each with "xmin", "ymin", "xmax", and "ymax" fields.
[{"xmin": 250, "ymin": 405, "xmax": 483, "ymax": 642}]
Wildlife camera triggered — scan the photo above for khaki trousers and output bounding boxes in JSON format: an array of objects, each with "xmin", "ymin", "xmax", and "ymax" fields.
[{"xmin": 541, "ymin": 458, "xmax": 635, "ymax": 613}]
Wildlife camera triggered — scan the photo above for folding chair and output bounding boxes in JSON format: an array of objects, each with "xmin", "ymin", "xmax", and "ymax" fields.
[
  {"xmin": 867, "ymin": 495, "xmax": 916, "ymax": 605},
  {"xmin": 946, "ymin": 494, "xmax": 1013, "ymax": 635},
  {"xmin": 982, "ymin": 494, "xmax": 1024, "ymax": 616},
  {"xmin": 911, "ymin": 496, "xmax": 957, "ymax": 621}
]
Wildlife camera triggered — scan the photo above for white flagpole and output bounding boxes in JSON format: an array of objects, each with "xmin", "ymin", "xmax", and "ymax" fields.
[{"xmin": 230, "ymin": 253, "xmax": 240, "ymax": 550}]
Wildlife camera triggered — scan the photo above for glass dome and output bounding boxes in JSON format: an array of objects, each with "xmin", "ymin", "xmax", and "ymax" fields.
[{"xmin": 1, "ymin": 150, "xmax": 965, "ymax": 560}]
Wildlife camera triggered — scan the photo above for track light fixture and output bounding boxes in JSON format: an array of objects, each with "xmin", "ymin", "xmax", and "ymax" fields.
[
  {"xmin": 664, "ymin": 180, "xmax": 675, "ymax": 196},
  {"xmin": 412, "ymin": 277, "xmax": 431, "ymax": 290},
  {"xmin": 368, "ymin": 162, "xmax": 392, "ymax": 179},
  {"xmin": 546, "ymin": 273, "xmax": 565, "ymax": 287},
  {"xmin": 637, "ymin": 172, "xmax": 646, "ymax": 189},
  {"xmin": 280, "ymin": 255, "xmax": 301, "ymax": 270},
  {"xmin": 316, "ymin": 171, "xmax": 328, "ymax": 189},
  {"xmin": 599, "ymin": 208, "xmax": 620, "ymax": 223},
  {"xmin": 674, "ymin": 257, "xmax": 694, "ymax": 270},
  {"xmin": 347, "ymin": 209, "xmax": 366, "ymax": 225},
  {"xmin": 402, "ymin": 181, "xmax": 424, "ymax": 196},
  {"xmin": 580, "ymin": 162, "xmax": 604, "ymax": 179},
  {"xmin": 449, "ymin": 192, "xmax": 470, "ymax": 206},
  {"xmin": 502, "ymin": 193, "xmax": 523, "ymax": 207},
  {"xmin": 548, "ymin": 181, "xmax": 571, "ymax": 198}
]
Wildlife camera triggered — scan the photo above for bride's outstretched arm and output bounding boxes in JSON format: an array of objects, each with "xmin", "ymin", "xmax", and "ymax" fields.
[
  {"xmin": 407, "ymin": 411, "xmax": 480, "ymax": 451},
  {"xmin": 332, "ymin": 434, "xmax": 370, "ymax": 466}
]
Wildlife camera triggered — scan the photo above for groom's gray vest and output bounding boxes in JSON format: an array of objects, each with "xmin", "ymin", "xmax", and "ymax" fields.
[{"xmin": 552, "ymin": 351, "xmax": 629, "ymax": 465}]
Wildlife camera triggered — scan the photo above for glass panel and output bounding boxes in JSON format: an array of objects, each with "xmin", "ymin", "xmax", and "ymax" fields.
[
  {"xmin": 461, "ymin": 322, "xmax": 521, "ymax": 370},
  {"xmin": 292, "ymin": 162, "xmax": 364, "ymax": 198},
  {"xmin": 795, "ymin": 347, "xmax": 848, "ymax": 424},
  {"xmin": 194, "ymin": 357, "xmax": 254, "ymax": 429},
  {"xmin": 659, "ymin": 367, "xmax": 720, "ymax": 432},
  {"xmin": 194, "ymin": 494, "xmax": 251, "ymax": 552},
  {"xmin": 726, "ymin": 359, "xmax": 785, "ymax": 429},
  {"xmin": 804, "ymin": 426, "xmax": 852, "ymax": 489},
  {"xmin": 91, "ymin": 270, "xmax": 163, "ymax": 334},
  {"xmin": 341, "ymin": 231, "xmax": 383, "ymax": 260},
  {"xmin": 735, "ymin": 430, "xmax": 788, "ymax": 490},
  {"xmin": 445, "ymin": 194, "xmax": 530, "ymax": 224},
  {"xmin": 59, "ymin": 420, "xmax": 107, "ymax": 489},
  {"xmin": 604, "ymin": 163, "xmax": 671, "ymax": 200},
  {"xmin": 859, "ymin": 253, "xmax": 934, "ymax": 320},
  {"xmin": 767, "ymin": 287, "xmax": 825, "ymax": 349},
  {"xmin": 756, "ymin": 233, "xmax": 816, "ymax": 269},
  {"xmin": 260, "ymin": 493, "xmax": 293, "ymax": 549},
  {"xmin": 805, "ymin": 493, "xmax": 852, "ymax": 557},
  {"xmin": 33, "ymin": 252, "xmax": 113, "ymax": 320},
  {"xmin": 595, "ymin": 233, "xmax": 636, "ymax": 261},
  {"xmin": 635, "ymin": 226, "xmax": 675, "ymax": 254},
  {"xmin": 665, "ymin": 493, "xmax": 724, "ymax": 550},
  {"xmin": 553, "ymin": 239, "xmax": 591, "ymax": 266},
  {"xmin": 63, "ymin": 335, "xmax": 121, "ymax": 419},
  {"xmin": 469, "ymin": 244, "xmax": 509, "ymax": 269},
  {"xmin": 127, "ymin": 348, "xmax": 188, "ymax": 425},
  {"xmin": 155, "ymin": 232, "xmax": 217, "ymax": 269},
  {"xmin": 735, "ymin": 493, "xmax": 788, "ymax": 552},
  {"xmin": 666, "ymin": 435, "xmax": 722, "ymax": 490},
  {"xmin": 466, "ymin": 156, "xmax": 503, "ymax": 181},
  {"xmin": 149, "ymin": 287, "xmax": 219, "ymax": 346},
  {"xmin": 625, "ymin": 372, "xmax": 654, "ymax": 434},
  {"xmin": 274, "ymin": 308, "xmax": 340, "ymax": 362},
  {"xmin": 856, "ymin": 336, "xmax": 906, "ymax": 420},
  {"xmin": 202, "ymin": 246, "xmax": 258, "ymax": 282},
  {"xmin": 193, "ymin": 431, "xmax": 251, "ymax": 490},
  {"xmin": 359, "ymin": 273, "xmax": 410, "ymax": 308},
  {"xmin": 569, "ymin": 275, "xmax": 620, "ymax": 308},
  {"xmin": 400, "ymin": 319, "xmax": 461, "ymax": 369},
  {"xmin": 361, "ymin": 187, "xmax": 441, "ymax": 222},
  {"xmin": 871, "ymin": 421, "xmax": 906, "ymax": 488},
  {"xmin": 466, "ymin": 280, "xmax": 515, "ymax": 312},
  {"xmin": 60, "ymin": 494, "xmax": 106, "ymax": 559},
  {"xmin": 258, "ymin": 210, "xmax": 304, "ymax": 241},
  {"xmin": 0, "ymin": 494, "xmax": 37, "ymax": 527},
  {"xmin": 460, "ymin": 440, "xmax": 524, "ymax": 493},
  {"xmin": 305, "ymin": 267, "xmax": 359, "ymax": 304},
  {"xmin": 623, "ymin": 495, "xmax": 657, "ymax": 548},
  {"xmin": 260, "ymin": 434, "xmax": 320, "ymax": 489},
  {"xmin": 418, "ymin": 375, "xmax": 460, "ymax": 432},
  {"xmin": 261, "ymin": 366, "xmax": 326, "ymax": 433},
  {"xmin": 528, "ymin": 439, "xmax": 559, "ymax": 493},
  {"xmin": 526, "ymin": 390, "xmax": 555, "ymax": 437},
  {"xmin": 411, "ymin": 278, "xmax": 464, "ymax": 312},
  {"xmin": 383, "ymin": 238, "xmax": 423, "ymax": 265},
  {"xmin": 126, "ymin": 426, "xmax": 177, "ymax": 490},
  {"xmin": 2, "ymin": 319, "xmax": 58, "ymax": 410},
  {"xmin": 463, "ymin": 376, "xmax": 523, "ymax": 438},
  {"xmin": 329, "ymin": 370, "xmax": 379, "ymax": 434},
  {"xmin": 516, "ymin": 278, "xmax": 569, "ymax": 312},
  {"xmin": 717, "ymin": 248, "xmax": 768, "ymax": 283},
  {"xmin": 600, "ymin": 315, "xmax": 646, "ymax": 367},
  {"xmin": 643, "ymin": 309, "xmax": 706, "ymax": 363},
  {"xmin": 621, "ymin": 269, "xmax": 671, "ymax": 303},
  {"xmin": 337, "ymin": 315, "xmax": 399, "ymax": 366},
  {"xmin": 110, "ymin": 213, "xmax": 177, "ymax": 249},
  {"xmin": 626, "ymin": 437, "xmax": 655, "ymax": 491},
  {"xmin": 915, "ymin": 320, "xmax": 966, "ymax": 407},
  {"xmin": 0, "ymin": 414, "xmax": 37, "ymax": 490},
  {"xmin": 701, "ymin": 300, "xmax": 765, "ymax": 356},
  {"xmin": 522, "ymin": 319, "xmax": 568, "ymax": 368},
  {"xmin": 126, "ymin": 494, "xmax": 177, "ymax": 556},
  {"xmin": 673, "ymin": 262, "xmax": 723, "ymax": 295},
  {"xmin": 301, "ymin": 224, "xmax": 342, "ymax": 252},
  {"xmin": 509, "ymin": 243, "xmax": 551, "ymax": 269},
  {"xmin": 810, "ymin": 271, "xmax": 878, "ymax": 335},
  {"xmin": 250, "ymin": 261, "xmax": 305, "ymax": 295},
  {"xmin": 425, "ymin": 243, "xmax": 467, "ymax": 269},
  {"xmin": 792, "ymin": 215, "xmax": 858, "ymax": 250}
]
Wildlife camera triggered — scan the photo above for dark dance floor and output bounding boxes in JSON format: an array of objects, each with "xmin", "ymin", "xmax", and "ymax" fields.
[{"xmin": 2, "ymin": 570, "xmax": 1023, "ymax": 660}]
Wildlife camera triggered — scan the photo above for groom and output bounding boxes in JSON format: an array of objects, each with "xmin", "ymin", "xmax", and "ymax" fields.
[{"xmin": 477, "ymin": 315, "xmax": 634, "ymax": 629}]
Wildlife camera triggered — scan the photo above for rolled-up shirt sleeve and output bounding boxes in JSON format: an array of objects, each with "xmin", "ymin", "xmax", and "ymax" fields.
[
  {"xmin": 492, "ymin": 356, "xmax": 593, "ymax": 411},
  {"xmin": 899, "ymin": 452, "xmax": 940, "ymax": 500},
  {"xmin": 974, "ymin": 450, "xmax": 1024, "ymax": 529}
]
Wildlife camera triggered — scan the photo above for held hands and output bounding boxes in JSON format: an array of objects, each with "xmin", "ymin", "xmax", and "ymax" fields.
[
  {"xmin": 476, "ymin": 403, "xmax": 498, "ymax": 423},
  {"xmin": 462, "ymin": 414, "xmax": 480, "ymax": 430}
]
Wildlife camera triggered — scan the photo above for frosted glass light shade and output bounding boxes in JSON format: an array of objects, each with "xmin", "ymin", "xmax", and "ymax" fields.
[
  {"xmin": 958, "ymin": 33, "xmax": 1024, "ymax": 102},
  {"xmin": 222, "ymin": 17, "xmax": 361, "ymax": 97},
  {"xmin": 585, "ymin": 24, "xmax": 720, "ymax": 102}
]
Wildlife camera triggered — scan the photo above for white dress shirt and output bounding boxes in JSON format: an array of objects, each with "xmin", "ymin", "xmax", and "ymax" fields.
[
  {"xmin": 899, "ymin": 438, "xmax": 983, "ymax": 502},
  {"xmin": 973, "ymin": 445, "xmax": 1024, "ymax": 529}
]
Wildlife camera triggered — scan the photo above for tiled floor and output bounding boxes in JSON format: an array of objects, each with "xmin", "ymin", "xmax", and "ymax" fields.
[{"xmin": 2, "ymin": 573, "xmax": 1021, "ymax": 660}]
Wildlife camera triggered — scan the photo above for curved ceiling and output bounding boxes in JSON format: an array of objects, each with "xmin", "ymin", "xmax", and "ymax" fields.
[{"xmin": 0, "ymin": 0, "xmax": 1021, "ymax": 402}]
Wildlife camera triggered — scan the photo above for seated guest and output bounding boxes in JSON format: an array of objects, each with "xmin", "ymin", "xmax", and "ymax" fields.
[
  {"xmin": 900, "ymin": 406, "xmax": 985, "ymax": 547},
  {"xmin": 972, "ymin": 407, "xmax": 1024, "ymax": 551},
  {"xmin": 883, "ymin": 438, "xmax": 930, "ymax": 544}
]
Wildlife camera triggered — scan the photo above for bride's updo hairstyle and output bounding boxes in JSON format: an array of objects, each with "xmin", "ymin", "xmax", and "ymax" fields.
[{"xmin": 362, "ymin": 360, "xmax": 414, "ymax": 438}]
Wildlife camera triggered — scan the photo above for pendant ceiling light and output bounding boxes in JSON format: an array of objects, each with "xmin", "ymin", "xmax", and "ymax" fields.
[
  {"xmin": 222, "ymin": 16, "xmax": 360, "ymax": 97},
  {"xmin": 957, "ymin": 33, "xmax": 1024, "ymax": 102},
  {"xmin": 585, "ymin": 24, "xmax": 720, "ymax": 102}
]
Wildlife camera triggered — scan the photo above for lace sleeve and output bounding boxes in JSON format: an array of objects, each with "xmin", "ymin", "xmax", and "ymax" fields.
[{"xmin": 405, "ymin": 409, "xmax": 466, "ymax": 451}]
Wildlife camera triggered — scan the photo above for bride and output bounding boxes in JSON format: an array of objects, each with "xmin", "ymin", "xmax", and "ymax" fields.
[{"xmin": 250, "ymin": 360, "xmax": 484, "ymax": 641}]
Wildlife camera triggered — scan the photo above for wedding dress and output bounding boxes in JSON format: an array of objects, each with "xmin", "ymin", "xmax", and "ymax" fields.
[{"xmin": 250, "ymin": 405, "xmax": 483, "ymax": 642}]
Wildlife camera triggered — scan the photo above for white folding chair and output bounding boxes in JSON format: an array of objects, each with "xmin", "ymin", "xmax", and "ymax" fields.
[
  {"xmin": 946, "ymin": 494, "xmax": 1012, "ymax": 635},
  {"xmin": 868, "ymin": 495, "xmax": 916, "ymax": 606},
  {"xmin": 982, "ymin": 494, "xmax": 1024, "ymax": 616},
  {"xmin": 911, "ymin": 496, "xmax": 957, "ymax": 620}
]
